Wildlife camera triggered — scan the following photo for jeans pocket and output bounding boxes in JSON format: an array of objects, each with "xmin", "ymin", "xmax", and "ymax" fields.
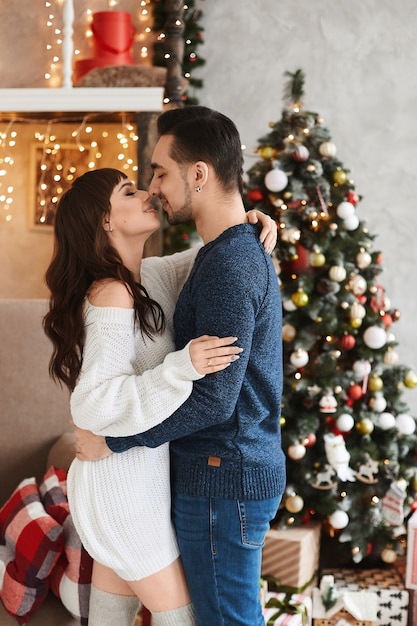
[{"xmin": 238, "ymin": 497, "xmax": 280, "ymax": 547}]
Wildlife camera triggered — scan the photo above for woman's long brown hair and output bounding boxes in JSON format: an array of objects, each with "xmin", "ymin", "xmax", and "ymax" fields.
[{"xmin": 43, "ymin": 168, "xmax": 164, "ymax": 391}]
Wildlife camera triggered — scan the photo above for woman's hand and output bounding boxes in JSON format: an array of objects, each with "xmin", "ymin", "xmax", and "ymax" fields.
[
  {"xmin": 246, "ymin": 210, "xmax": 277, "ymax": 255},
  {"xmin": 190, "ymin": 335, "xmax": 243, "ymax": 375},
  {"xmin": 73, "ymin": 425, "xmax": 112, "ymax": 461}
]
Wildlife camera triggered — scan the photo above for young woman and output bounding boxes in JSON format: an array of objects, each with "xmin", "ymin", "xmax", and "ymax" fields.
[{"xmin": 43, "ymin": 168, "xmax": 276, "ymax": 626}]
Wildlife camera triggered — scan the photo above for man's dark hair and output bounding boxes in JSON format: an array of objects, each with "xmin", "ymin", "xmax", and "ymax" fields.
[{"xmin": 157, "ymin": 106, "xmax": 244, "ymax": 195}]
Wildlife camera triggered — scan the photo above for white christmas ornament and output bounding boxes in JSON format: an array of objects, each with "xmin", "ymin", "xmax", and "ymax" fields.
[
  {"xmin": 324, "ymin": 433, "xmax": 356, "ymax": 481},
  {"xmin": 336, "ymin": 201, "xmax": 355, "ymax": 219},
  {"xmin": 290, "ymin": 349, "xmax": 309, "ymax": 368},
  {"xmin": 287, "ymin": 443, "xmax": 307, "ymax": 460},
  {"xmin": 329, "ymin": 265, "xmax": 346, "ymax": 282},
  {"xmin": 369, "ymin": 395, "xmax": 387, "ymax": 413},
  {"xmin": 282, "ymin": 323, "xmax": 296, "ymax": 342},
  {"xmin": 336, "ymin": 413, "xmax": 355, "ymax": 432},
  {"xmin": 283, "ymin": 299, "xmax": 298, "ymax": 312},
  {"xmin": 396, "ymin": 413, "xmax": 416, "ymax": 436},
  {"xmin": 363, "ymin": 326, "xmax": 387, "ymax": 349},
  {"xmin": 377, "ymin": 412, "xmax": 396, "ymax": 430},
  {"xmin": 384, "ymin": 349, "xmax": 399, "ymax": 365},
  {"xmin": 349, "ymin": 274, "xmax": 367, "ymax": 295},
  {"xmin": 328, "ymin": 510, "xmax": 349, "ymax": 530},
  {"xmin": 352, "ymin": 359, "xmax": 371, "ymax": 380},
  {"xmin": 356, "ymin": 250, "xmax": 372, "ymax": 269},
  {"xmin": 344, "ymin": 214, "xmax": 360, "ymax": 231},
  {"xmin": 350, "ymin": 302, "xmax": 366, "ymax": 320},
  {"xmin": 264, "ymin": 167, "xmax": 288, "ymax": 192},
  {"xmin": 319, "ymin": 141, "xmax": 337, "ymax": 158}
]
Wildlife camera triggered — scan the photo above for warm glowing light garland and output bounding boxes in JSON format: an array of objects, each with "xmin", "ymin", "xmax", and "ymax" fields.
[{"xmin": 0, "ymin": 121, "xmax": 15, "ymax": 223}]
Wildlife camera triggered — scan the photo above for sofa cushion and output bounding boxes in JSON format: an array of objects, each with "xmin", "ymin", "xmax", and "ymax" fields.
[
  {"xmin": 46, "ymin": 432, "xmax": 76, "ymax": 474},
  {"xmin": 0, "ymin": 477, "xmax": 65, "ymax": 625},
  {"xmin": 40, "ymin": 467, "xmax": 92, "ymax": 625}
]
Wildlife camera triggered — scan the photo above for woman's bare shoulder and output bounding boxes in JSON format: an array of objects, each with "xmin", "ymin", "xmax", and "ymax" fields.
[{"xmin": 88, "ymin": 279, "xmax": 134, "ymax": 308}]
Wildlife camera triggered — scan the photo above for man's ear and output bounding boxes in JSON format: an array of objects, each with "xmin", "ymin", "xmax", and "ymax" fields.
[{"xmin": 195, "ymin": 161, "xmax": 209, "ymax": 187}]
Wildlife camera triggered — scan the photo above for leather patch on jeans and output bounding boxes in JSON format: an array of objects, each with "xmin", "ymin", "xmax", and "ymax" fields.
[{"xmin": 208, "ymin": 456, "xmax": 221, "ymax": 467}]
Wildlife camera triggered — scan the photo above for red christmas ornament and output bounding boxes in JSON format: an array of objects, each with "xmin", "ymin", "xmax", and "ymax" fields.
[
  {"xmin": 382, "ymin": 313, "xmax": 393, "ymax": 328},
  {"xmin": 411, "ymin": 501, "xmax": 417, "ymax": 512},
  {"xmin": 376, "ymin": 253, "xmax": 383, "ymax": 265},
  {"xmin": 287, "ymin": 200, "xmax": 304, "ymax": 210},
  {"xmin": 247, "ymin": 188, "xmax": 264, "ymax": 203},
  {"xmin": 281, "ymin": 244, "xmax": 310, "ymax": 275},
  {"xmin": 346, "ymin": 190, "xmax": 359, "ymax": 206},
  {"xmin": 339, "ymin": 334, "xmax": 356, "ymax": 350},
  {"xmin": 347, "ymin": 384, "xmax": 363, "ymax": 401},
  {"xmin": 304, "ymin": 433, "xmax": 317, "ymax": 447},
  {"xmin": 356, "ymin": 295, "xmax": 367, "ymax": 305}
]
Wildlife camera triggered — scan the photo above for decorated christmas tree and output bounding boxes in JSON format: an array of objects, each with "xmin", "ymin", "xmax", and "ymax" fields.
[{"xmin": 245, "ymin": 69, "xmax": 417, "ymax": 566}]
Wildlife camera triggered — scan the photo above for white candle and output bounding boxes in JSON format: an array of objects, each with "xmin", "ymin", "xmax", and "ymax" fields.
[{"xmin": 62, "ymin": 0, "xmax": 75, "ymax": 88}]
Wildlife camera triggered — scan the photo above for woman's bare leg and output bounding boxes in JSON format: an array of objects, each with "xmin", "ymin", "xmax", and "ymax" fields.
[
  {"xmin": 88, "ymin": 561, "xmax": 140, "ymax": 626},
  {"xmin": 127, "ymin": 557, "xmax": 191, "ymax": 611},
  {"xmin": 90, "ymin": 558, "xmax": 194, "ymax": 625}
]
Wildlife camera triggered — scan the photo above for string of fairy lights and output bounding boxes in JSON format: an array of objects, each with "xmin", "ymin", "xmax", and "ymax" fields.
[{"xmin": 0, "ymin": 0, "xmax": 197, "ymax": 226}]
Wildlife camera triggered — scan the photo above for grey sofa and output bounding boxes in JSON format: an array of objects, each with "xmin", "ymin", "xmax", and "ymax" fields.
[{"xmin": 0, "ymin": 299, "xmax": 79, "ymax": 625}]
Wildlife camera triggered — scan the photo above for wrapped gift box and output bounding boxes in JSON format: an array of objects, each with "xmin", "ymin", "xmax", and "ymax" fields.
[
  {"xmin": 261, "ymin": 523, "xmax": 321, "ymax": 589},
  {"xmin": 312, "ymin": 587, "xmax": 377, "ymax": 626},
  {"xmin": 321, "ymin": 568, "xmax": 409, "ymax": 626},
  {"xmin": 263, "ymin": 592, "xmax": 312, "ymax": 625},
  {"xmin": 406, "ymin": 509, "xmax": 417, "ymax": 589}
]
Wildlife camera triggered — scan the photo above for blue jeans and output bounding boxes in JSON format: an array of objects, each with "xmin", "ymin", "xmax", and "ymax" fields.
[{"xmin": 173, "ymin": 493, "xmax": 281, "ymax": 626}]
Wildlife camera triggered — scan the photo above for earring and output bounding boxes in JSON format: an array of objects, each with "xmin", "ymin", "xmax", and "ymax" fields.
[
  {"xmin": 105, "ymin": 220, "xmax": 112, "ymax": 232},
  {"xmin": 195, "ymin": 186, "xmax": 202, "ymax": 193}
]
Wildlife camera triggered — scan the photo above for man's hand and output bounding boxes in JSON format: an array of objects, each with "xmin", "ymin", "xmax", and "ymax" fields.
[{"xmin": 73, "ymin": 424, "xmax": 113, "ymax": 461}]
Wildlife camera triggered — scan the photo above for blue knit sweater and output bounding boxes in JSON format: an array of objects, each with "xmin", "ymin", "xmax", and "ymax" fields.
[{"xmin": 107, "ymin": 224, "xmax": 286, "ymax": 500}]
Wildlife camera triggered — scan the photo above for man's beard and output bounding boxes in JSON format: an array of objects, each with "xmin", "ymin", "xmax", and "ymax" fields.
[{"xmin": 164, "ymin": 187, "xmax": 193, "ymax": 225}]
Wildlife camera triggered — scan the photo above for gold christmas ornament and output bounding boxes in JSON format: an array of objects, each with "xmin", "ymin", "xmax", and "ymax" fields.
[
  {"xmin": 404, "ymin": 370, "xmax": 417, "ymax": 388},
  {"xmin": 350, "ymin": 317, "xmax": 363, "ymax": 329},
  {"xmin": 333, "ymin": 169, "xmax": 347, "ymax": 185},
  {"xmin": 368, "ymin": 375, "xmax": 383, "ymax": 392},
  {"xmin": 309, "ymin": 250, "xmax": 326, "ymax": 267},
  {"xmin": 259, "ymin": 145, "xmax": 276, "ymax": 159},
  {"xmin": 356, "ymin": 418, "xmax": 374, "ymax": 435},
  {"xmin": 291, "ymin": 288, "xmax": 309, "ymax": 307}
]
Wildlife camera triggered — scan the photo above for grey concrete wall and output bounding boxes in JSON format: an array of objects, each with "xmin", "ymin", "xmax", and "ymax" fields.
[{"xmin": 195, "ymin": 0, "xmax": 417, "ymax": 413}]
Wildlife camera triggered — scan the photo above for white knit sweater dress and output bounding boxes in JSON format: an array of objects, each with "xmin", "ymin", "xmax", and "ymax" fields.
[{"xmin": 67, "ymin": 248, "xmax": 200, "ymax": 581}]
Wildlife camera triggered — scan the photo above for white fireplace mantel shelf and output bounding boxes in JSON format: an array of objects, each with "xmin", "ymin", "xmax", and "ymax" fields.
[{"xmin": 0, "ymin": 87, "xmax": 164, "ymax": 117}]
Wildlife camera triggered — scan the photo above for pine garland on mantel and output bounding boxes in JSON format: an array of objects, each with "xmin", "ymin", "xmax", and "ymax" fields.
[{"xmin": 151, "ymin": 0, "xmax": 205, "ymax": 105}]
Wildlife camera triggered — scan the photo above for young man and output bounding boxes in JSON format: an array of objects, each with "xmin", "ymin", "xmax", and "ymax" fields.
[{"xmin": 76, "ymin": 106, "xmax": 285, "ymax": 625}]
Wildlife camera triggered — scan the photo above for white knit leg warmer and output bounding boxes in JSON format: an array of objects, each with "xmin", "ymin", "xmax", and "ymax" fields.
[
  {"xmin": 151, "ymin": 602, "xmax": 195, "ymax": 625},
  {"xmin": 88, "ymin": 585, "xmax": 141, "ymax": 626}
]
